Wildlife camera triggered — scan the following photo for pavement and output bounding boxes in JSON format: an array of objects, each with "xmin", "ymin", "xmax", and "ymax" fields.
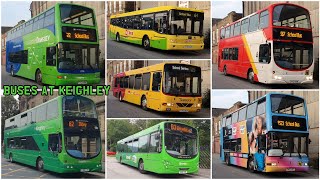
[
  {"xmin": 212, "ymin": 153, "xmax": 319, "ymax": 179},
  {"xmin": 1, "ymin": 156, "xmax": 105, "ymax": 179},
  {"xmin": 212, "ymin": 64, "xmax": 319, "ymax": 89},
  {"xmin": 107, "ymin": 94, "xmax": 210, "ymax": 118},
  {"xmin": 106, "ymin": 156, "xmax": 210, "ymax": 179},
  {"xmin": 107, "ymin": 37, "xmax": 211, "ymax": 59}
]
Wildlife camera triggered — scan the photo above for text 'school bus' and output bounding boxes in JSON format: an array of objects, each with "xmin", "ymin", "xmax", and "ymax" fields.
[
  {"xmin": 220, "ymin": 93, "xmax": 310, "ymax": 173},
  {"xmin": 6, "ymin": 3, "xmax": 100, "ymax": 85},
  {"xmin": 218, "ymin": 3, "xmax": 314, "ymax": 84},
  {"xmin": 116, "ymin": 122, "xmax": 199, "ymax": 174},
  {"xmin": 109, "ymin": 6, "xmax": 204, "ymax": 50},
  {"xmin": 3, "ymin": 96, "xmax": 102, "ymax": 173},
  {"xmin": 113, "ymin": 63, "xmax": 202, "ymax": 112}
]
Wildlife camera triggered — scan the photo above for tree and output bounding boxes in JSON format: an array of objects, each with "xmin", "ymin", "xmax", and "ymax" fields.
[{"xmin": 1, "ymin": 96, "xmax": 19, "ymax": 141}]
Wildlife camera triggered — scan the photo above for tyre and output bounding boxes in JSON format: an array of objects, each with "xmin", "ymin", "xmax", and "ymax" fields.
[
  {"xmin": 248, "ymin": 69, "xmax": 255, "ymax": 84},
  {"xmin": 37, "ymin": 157, "xmax": 44, "ymax": 172},
  {"xmin": 226, "ymin": 154, "xmax": 231, "ymax": 166},
  {"xmin": 9, "ymin": 153, "xmax": 13, "ymax": 163},
  {"xmin": 223, "ymin": 66, "xmax": 228, "ymax": 76},
  {"xmin": 247, "ymin": 157, "xmax": 255, "ymax": 173},
  {"xmin": 10, "ymin": 66, "xmax": 15, "ymax": 77},
  {"xmin": 35, "ymin": 70, "xmax": 43, "ymax": 85},
  {"xmin": 116, "ymin": 33, "xmax": 120, "ymax": 42},
  {"xmin": 138, "ymin": 159, "xmax": 146, "ymax": 174},
  {"xmin": 119, "ymin": 156, "xmax": 122, "ymax": 164},
  {"xmin": 142, "ymin": 36, "xmax": 150, "ymax": 50},
  {"xmin": 119, "ymin": 93, "xmax": 123, "ymax": 102},
  {"xmin": 141, "ymin": 96, "xmax": 147, "ymax": 110}
]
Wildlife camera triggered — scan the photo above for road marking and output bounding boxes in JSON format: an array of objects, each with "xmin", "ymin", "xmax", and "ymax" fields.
[
  {"xmin": 1, "ymin": 164, "xmax": 16, "ymax": 167},
  {"xmin": 2, "ymin": 167, "xmax": 26, "ymax": 176},
  {"xmin": 38, "ymin": 173, "xmax": 48, "ymax": 178}
]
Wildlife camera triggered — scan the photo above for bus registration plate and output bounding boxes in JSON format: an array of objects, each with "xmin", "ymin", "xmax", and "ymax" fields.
[
  {"xmin": 184, "ymin": 45, "xmax": 193, "ymax": 49},
  {"xmin": 179, "ymin": 110, "xmax": 189, "ymax": 112},
  {"xmin": 80, "ymin": 169, "xmax": 90, "ymax": 172},
  {"xmin": 78, "ymin": 81, "xmax": 88, "ymax": 85},
  {"xmin": 286, "ymin": 168, "xmax": 295, "ymax": 172},
  {"xmin": 179, "ymin": 170, "xmax": 187, "ymax": 174}
]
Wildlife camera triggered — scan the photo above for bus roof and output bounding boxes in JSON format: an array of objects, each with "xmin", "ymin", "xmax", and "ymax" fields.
[
  {"xmin": 114, "ymin": 62, "xmax": 201, "ymax": 77},
  {"xmin": 220, "ymin": 2, "xmax": 310, "ymax": 30},
  {"xmin": 117, "ymin": 121, "xmax": 196, "ymax": 143},
  {"xmin": 110, "ymin": 6, "xmax": 204, "ymax": 18}
]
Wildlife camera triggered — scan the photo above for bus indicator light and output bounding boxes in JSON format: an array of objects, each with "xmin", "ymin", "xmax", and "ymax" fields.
[{"xmin": 69, "ymin": 121, "xmax": 75, "ymax": 127}]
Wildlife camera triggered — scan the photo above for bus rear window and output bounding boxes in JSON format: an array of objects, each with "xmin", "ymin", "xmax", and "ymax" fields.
[{"xmin": 60, "ymin": 4, "xmax": 95, "ymax": 26}]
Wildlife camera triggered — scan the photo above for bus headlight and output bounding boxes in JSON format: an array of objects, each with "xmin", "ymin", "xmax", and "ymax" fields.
[
  {"xmin": 162, "ymin": 103, "xmax": 173, "ymax": 107},
  {"xmin": 306, "ymin": 76, "xmax": 313, "ymax": 80},
  {"xmin": 170, "ymin": 39, "xmax": 177, "ymax": 43},
  {"xmin": 196, "ymin": 103, "xmax": 201, "ymax": 107},
  {"xmin": 273, "ymin": 75, "xmax": 282, "ymax": 80},
  {"xmin": 271, "ymin": 163, "xmax": 277, "ymax": 166}
]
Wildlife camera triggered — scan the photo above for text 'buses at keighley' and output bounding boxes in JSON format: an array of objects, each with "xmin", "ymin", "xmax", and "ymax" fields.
[
  {"xmin": 113, "ymin": 63, "xmax": 202, "ymax": 113},
  {"xmin": 220, "ymin": 93, "xmax": 310, "ymax": 173},
  {"xmin": 6, "ymin": 3, "xmax": 100, "ymax": 85},
  {"xmin": 4, "ymin": 96, "xmax": 102, "ymax": 173},
  {"xmin": 110, "ymin": 6, "xmax": 205, "ymax": 51},
  {"xmin": 116, "ymin": 121, "xmax": 199, "ymax": 174},
  {"xmin": 218, "ymin": 3, "xmax": 314, "ymax": 84}
]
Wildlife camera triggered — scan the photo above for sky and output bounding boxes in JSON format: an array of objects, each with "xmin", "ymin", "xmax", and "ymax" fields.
[
  {"xmin": 211, "ymin": 90, "xmax": 248, "ymax": 109},
  {"xmin": 1, "ymin": 1, "xmax": 32, "ymax": 27},
  {"xmin": 211, "ymin": 1, "xmax": 243, "ymax": 19}
]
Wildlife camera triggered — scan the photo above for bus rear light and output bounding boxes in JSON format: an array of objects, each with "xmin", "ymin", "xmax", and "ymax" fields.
[{"xmin": 57, "ymin": 76, "xmax": 63, "ymax": 79}]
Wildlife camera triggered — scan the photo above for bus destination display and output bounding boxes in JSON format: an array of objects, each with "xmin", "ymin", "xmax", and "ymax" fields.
[
  {"xmin": 62, "ymin": 26, "xmax": 97, "ymax": 42},
  {"xmin": 272, "ymin": 116, "xmax": 307, "ymax": 131}
]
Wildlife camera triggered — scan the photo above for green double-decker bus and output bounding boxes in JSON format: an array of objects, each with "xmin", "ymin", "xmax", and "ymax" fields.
[
  {"xmin": 116, "ymin": 121, "xmax": 199, "ymax": 174},
  {"xmin": 6, "ymin": 3, "xmax": 100, "ymax": 85},
  {"xmin": 3, "ymin": 96, "xmax": 102, "ymax": 173}
]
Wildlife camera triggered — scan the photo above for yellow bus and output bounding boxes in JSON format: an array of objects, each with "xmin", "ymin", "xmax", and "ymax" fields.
[
  {"xmin": 109, "ymin": 6, "xmax": 204, "ymax": 50},
  {"xmin": 112, "ymin": 63, "xmax": 202, "ymax": 112}
]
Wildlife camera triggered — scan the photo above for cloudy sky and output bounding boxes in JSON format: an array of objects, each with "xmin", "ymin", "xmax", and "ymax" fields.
[
  {"xmin": 1, "ymin": 1, "xmax": 31, "ymax": 27},
  {"xmin": 211, "ymin": 1, "xmax": 243, "ymax": 19},
  {"xmin": 211, "ymin": 90, "xmax": 248, "ymax": 109}
]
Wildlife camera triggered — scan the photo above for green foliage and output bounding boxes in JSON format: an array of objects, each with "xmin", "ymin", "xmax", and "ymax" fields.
[
  {"xmin": 1, "ymin": 96, "xmax": 19, "ymax": 141},
  {"xmin": 202, "ymin": 88, "xmax": 211, "ymax": 108}
]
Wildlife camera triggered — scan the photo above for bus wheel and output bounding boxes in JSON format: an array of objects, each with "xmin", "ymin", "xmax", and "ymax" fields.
[
  {"xmin": 226, "ymin": 154, "xmax": 230, "ymax": 166},
  {"xmin": 37, "ymin": 157, "xmax": 44, "ymax": 172},
  {"xmin": 119, "ymin": 156, "xmax": 122, "ymax": 164},
  {"xmin": 119, "ymin": 93, "xmax": 123, "ymax": 102},
  {"xmin": 116, "ymin": 33, "xmax": 120, "ymax": 42},
  {"xmin": 248, "ymin": 69, "xmax": 255, "ymax": 84},
  {"xmin": 9, "ymin": 153, "xmax": 13, "ymax": 163},
  {"xmin": 10, "ymin": 67, "xmax": 15, "ymax": 77},
  {"xmin": 247, "ymin": 157, "xmax": 255, "ymax": 172},
  {"xmin": 223, "ymin": 66, "xmax": 228, "ymax": 76},
  {"xmin": 141, "ymin": 96, "xmax": 148, "ymax": 110},
  {"xmin": 36, "ymin": 70, "xmax": 43, "ymax": 85},
  {"xmin": 138, "ymin": 159, "xmax": 146, "ymax": 174},
  {"xmin": 143, "ymin": 36, "xmax": 150, "ymax": 50}
]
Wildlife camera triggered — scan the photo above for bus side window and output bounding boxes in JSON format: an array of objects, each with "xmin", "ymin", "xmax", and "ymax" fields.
[
  {"xmin": 259, "ymin": 44, "xmax": 271, "ymax": 63},
  {"xmin": 152, "ymin": 72, "xmax": 162, "ymax": 91},
  {"xmin": 46, "ymin": 46, "xmax": 56, "ymax": 66}
]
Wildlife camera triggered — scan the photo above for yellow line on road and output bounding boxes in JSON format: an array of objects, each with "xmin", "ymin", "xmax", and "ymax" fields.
[
  {"xmin": 38, "ymin": 173, "xmax": 48, "ymax": 178},
  {"xmin": 2, "ymin": 167, "xmax": 26, "ymax": 176},
  {"xmin": 1, "ymin": 164, "xmax": 16, "ymax": 167}
]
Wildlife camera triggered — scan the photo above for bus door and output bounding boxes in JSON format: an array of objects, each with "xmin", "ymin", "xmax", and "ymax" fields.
[
  {"xmin": 146, "ymin": 131, "xmax": 161, "ymax": 172},
  {"xmin": 43, "ymin": 46, "xmax": 57, "ymax": 84},
  {"xmin": 148, "ymin": 71, "xmax": 162, "ymax": 110},
  {"xmin": 47, "ymin": 133, "xmax": 62, "ymax": 167},
  {"xmin": 255, "ymin": 44, "xmax": 271, "ymax": 83},
  {"xmin": 254, "ymin": 134, "xmax": 266, "ymax": 171}
]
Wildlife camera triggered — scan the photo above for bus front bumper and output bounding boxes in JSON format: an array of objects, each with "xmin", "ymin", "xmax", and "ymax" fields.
[
  {"xmin": 267, "ymin": 75, "xmax": 313, "ymax": 84},
  {"xmin": 57, "ymin": 163, "xmax": 103, "ymax": 173},
  {"xmin": 55, "ymin": 76, "xmax": 100, "ymax": 86},
  {"xmin": 167, "ymin": 43, "xmax": 204, "ymax": 51},
  {"xmin": 160, "ymin": 164, "xmax": 199, "ymax": 174},
  {"xmin": 265, "ymin": 165, "xmax": 309, "ymax": 172},
  {"xmin": 160, "ymin": 105, "xmax": 201, "ymax": 113}
]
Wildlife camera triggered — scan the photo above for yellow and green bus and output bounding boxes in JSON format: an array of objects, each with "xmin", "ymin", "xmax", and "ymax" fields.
[
  {"xmin": 113, "ymin": 62, "xmax": 202, "ymax": 112},
  {"xmin": 116, "ymin": 121, "xmax": 199, "ymax": 174},
  {"xmin": 109, "ymin": 6, "xmax": 204, "ymax": 50},
  {"xmin": 6, "ymin": 3, "xmax": 100, "ymax": 85},
  {"xmin": 3, "ymin": 96, "xmax": 102, "ymax": 173}
]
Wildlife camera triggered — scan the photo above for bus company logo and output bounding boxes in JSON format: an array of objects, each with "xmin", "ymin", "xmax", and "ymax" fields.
[
  {"xmin": 125, "ymin": 155, "xmax": 131, "ymax": 160},
  {"xmin": 35, "ymin": 126, "xmax": 46, "ymax": 131},
  {"xmin": 280, "ymin": 31, "xmax": 302, "ymax": 38},
  {"xmin": 240, "ymin": 125, "xmax": 245, "ymax": 134},
  {"xmin": 131, "ymin": 155, "xmax": 137, "ymax": 163},
  {"xmin": 179, "ymin": 98, "xmax": 191, "ymax": 102},
  {"xmin": 232, "ymin": 127, "xmax": 237, "ymax": 135},
  {"xmin": 178, "ymin": 12, "xmax": 192, "ymax": 17},
  {"xmin": 26, "ymin": 35, "xmax": 50, "ymax": 45},
  {"xmin": 74, "ymin": 33, "xmax": 90, "ymax": 39},
  {"xmin": 172, "ymin": 66, "xmax": 189, "ymax": 71},
  {"xmin": 125, "ymin": 30, "xmax": 133, "ymax": 36},
  {"xmin": 13, "ymin": 44, "xmax": 21, "ymax": 49}
]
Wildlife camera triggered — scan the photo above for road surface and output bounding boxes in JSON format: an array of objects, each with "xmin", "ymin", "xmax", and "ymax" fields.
[
  {"xmin": 212, "ymin": 154, "xmax": 319, "ymax": 179},
  {"xmin": 107, "ymin": 38, "xmax": 210, "ymax": 59},
  {"xmin": 107, "ymin": 95, "xmax": 210, "ymax": 118},
  {"xmin": 212, "ymin": 64, "xmax": 319, "ymax": 89},
  {"xmin": 107, "ymin": 156, "xmax": 210, "ymax": 179},
  {"xmin": 1, "ymin": 157, "xmax": 104, "ymax": 179}
]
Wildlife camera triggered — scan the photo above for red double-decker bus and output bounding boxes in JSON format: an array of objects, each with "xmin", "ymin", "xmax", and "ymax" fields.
[{"xmin": 218, "ymin": 3, "xmax": 314, "ymax": 84}]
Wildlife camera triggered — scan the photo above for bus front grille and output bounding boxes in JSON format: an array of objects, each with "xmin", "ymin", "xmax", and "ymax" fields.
[{"xmin": 177, "ymin": 103, "xmax": 193, "ymax": 107}]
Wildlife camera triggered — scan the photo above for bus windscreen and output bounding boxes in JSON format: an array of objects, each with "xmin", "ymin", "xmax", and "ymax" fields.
[
  {"xmin": 170, "ymin": 10, "xmax": 204, "ymax": 36},
  {"xmin": 60, "ymin": 4, "xmax": 95, "ymax": 26}
]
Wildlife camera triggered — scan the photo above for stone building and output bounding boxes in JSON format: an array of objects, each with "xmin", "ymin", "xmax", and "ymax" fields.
[
  {"xmin": 18, "ymin": 93, "xmax": 106, "ymax": 162},
  {"xmin": 243, "ymin": 1, "xmax": 319, "ymax": 79},
  {"xmin": 212, "ymin": 102, "xmax": 246, "ymax": 154},
  {"xmin": 106, "ymin": 60, "xmax": 211, "ymax": 96},
  {"xmin": 1, "ymin": 26, "xmax": 13, "ymax": 65},
  {"xmin": 106, "ymin": 1, "xmax": 211, "ymax": 41},
  {"xmin": 30, "ymin": 1, "xmax": 106, "ymax": 68},
  {"xmin": 212, "ymin": 12, "xmax": 243, "ymax": 64},
  {"xmin": 248, "ymin": 91, "xmax": 319, "ymax": 165}
]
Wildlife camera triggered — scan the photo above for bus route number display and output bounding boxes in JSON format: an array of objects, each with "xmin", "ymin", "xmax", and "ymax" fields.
[
  {"xmin": 62, "ymin": 26, "xmax": 97, "ymax": 42},
  {"xmin": 272, "ymin": 116, "xmax": 307, "ymax": 131},
  {"xmin": 169, "ymin": 123, "xmax": 193, "ymax": 134},
  {"xmin": 68, "ymin": 120, "xmax": 88, "ymax": 128}
]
